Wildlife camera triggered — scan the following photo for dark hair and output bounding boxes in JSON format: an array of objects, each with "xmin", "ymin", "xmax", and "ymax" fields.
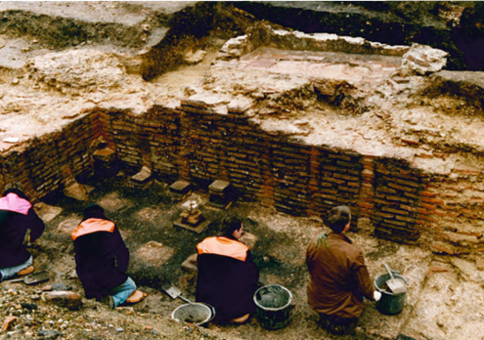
[
  {"xmin": 5, "ymin": 182, "xmax": 24, "ymax": 192},
  {"xmin": 327, "ymin": 206, "xmax": 351, "ymax": 233},
  {"xmin": 220, "ymin": 214, "xmax": 243, "ymax": 238},
  {"xmin": 84, "ymin": 204, "xmax": 104, "ymax": 215}
]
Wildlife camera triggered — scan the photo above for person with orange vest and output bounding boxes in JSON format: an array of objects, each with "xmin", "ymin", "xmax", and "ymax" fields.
[
  {"xmin": 196, "ymin": 214, "xmax": 259, "ymax": 324},
  {"xmin": 72, "ymin": 204, "xmax": 145, "ymax": 308},
  {"xmin": 0, "ymin": 182, "xmax": 44, "ymax": 281}
]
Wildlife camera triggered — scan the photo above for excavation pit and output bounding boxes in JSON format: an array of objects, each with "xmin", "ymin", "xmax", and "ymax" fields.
[{"xmin": 1, "ymin": 3, "xmax": 484, "ymax": 339}]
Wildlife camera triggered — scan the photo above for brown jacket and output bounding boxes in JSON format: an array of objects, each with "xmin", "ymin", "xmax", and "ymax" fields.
[{"xmin": 306, "ymin": 232, "xmax": 374, "ymax": 319}]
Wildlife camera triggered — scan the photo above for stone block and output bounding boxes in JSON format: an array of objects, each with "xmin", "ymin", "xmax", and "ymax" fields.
[
  {"xmin": 42, "ymin": 291, "xmax": 82, "ymax": 310},
  {"xmin": 98, "ymin": 192, "xmax": 133, "ymax": 212},
  {"xmin": 93, "ymin": 147, "xmax": 116, "ymax": 164},
  {"xmin": 63, "ymin": 181, "xmax": 89, "ymax": 201},
  {"xmin": 169, "ymin": 180, "xmax": 192, "ymax": 195},
  {"xmin": 34, "ymin": 202, "xmax": 63, "ymax": 223},
  {"xmin": 181, "ymin": 253, "xmax": 198, "ymax": 272},
  {"xmin": 128, "ymin": 166, "xmax": 153, "ymax": 190},
  {"xmin": 208, "ymin": 179, "xmax": 231, "ymax": 193},
  {"xmin": 131, "ymin": 166, "xmax": 152, "ymax": 182},
  {"xmin": 57, "ymin": 215, "xmax": 82, "ymax": 235}
]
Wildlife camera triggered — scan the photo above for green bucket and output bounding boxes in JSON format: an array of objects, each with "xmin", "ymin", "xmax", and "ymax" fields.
[
  {"xmin": 374, "ymin": 273, "xmax": 408, "ymax": 315},
  {"xmin": 253, "ymin": 284, "xmax": 293, "ymax": 330}
]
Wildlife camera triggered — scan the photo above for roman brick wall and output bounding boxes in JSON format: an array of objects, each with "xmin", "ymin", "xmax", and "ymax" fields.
[
  {"xmin": 2, "ymin": 99, "xmax": 483, "ymax": 254},
  {"xmin": 0, "ymin": 112, "xmax": 101, "ymax": 201}
]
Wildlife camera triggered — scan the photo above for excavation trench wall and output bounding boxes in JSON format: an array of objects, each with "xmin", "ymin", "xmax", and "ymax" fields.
[{"xmin": 1, "ymin": 100, "xmax": 483, "ymax": 253}]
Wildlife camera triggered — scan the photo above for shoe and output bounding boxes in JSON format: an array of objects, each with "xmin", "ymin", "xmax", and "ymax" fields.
[
  {"xmin": 17, "ymin": 266, "xmax": 34, "ymax": 276},
  {"xmin": 126, "ymin": 290, "xmax": 146, "ymax": 304},
  {"xmin": 231, "ymin": 313, "xmax": 250, "ymax": 324},
  {"xmin": 100, "ymin": 295, "xmax": 115, "ymax": 309}
]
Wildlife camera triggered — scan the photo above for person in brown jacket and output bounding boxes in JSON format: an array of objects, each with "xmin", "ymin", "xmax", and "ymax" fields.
[{"xmin": 306, "ymin": 205, "xmax": 379, "ymax": 335}]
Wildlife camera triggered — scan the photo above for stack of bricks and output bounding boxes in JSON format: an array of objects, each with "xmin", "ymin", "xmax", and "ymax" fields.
[
  {"xmin": 181, "ymin": 99, "xmax": 230, "ymax": 183},
  {"xmin": 372, "ymin": 158, "xmax": 422, "ymax": 243},
  {"xmin": 316, "ymin": 149, "xmax": 363, "ymax": 228},
  {"xmin": 106, "ymin": 113, "xmax": 142, "ymax": 172},
  {"xmin": 272, "ymin": 142, "xmax": 311, "ymax": 216}
]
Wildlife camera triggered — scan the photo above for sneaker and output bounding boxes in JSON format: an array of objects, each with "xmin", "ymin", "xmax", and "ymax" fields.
[{"xmin": 101, "ymin": 295, "xmax": 115, "ymax": 309}]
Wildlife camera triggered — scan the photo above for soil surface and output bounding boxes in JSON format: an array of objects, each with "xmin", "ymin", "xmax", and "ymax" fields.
[{"xmin": 0, "ymin": 174, "xmax": 482, "ymax": 340}]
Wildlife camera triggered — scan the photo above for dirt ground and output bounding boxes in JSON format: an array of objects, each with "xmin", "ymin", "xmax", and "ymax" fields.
[{"xmin": 2, "ymin": 173, "xmax": 479, "ymax": 340}]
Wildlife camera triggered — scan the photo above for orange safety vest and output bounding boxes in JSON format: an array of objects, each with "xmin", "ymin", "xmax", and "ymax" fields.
[
  {"xmin": 197, "ymin": 236, "xmax": 249, "ymax": 262},
  {"xmin": 71, "ymin": 218, "xmax": 115, "ymax": 241}
]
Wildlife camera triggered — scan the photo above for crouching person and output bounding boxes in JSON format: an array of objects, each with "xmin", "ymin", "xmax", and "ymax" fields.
[
  {"xmin": 196, "ymin": 214, "xmax": 259, "ymax": 324},
  {"xmin": 72, "ymin": 204, "xmax": 145, "ymax": 308},
  {"xmin": 0, "ymin": 182, "xmax": 45, "ymax": 281},
  {"xmin": 306, "ymin": 206, "xmax": 378, "ymax": 335}
]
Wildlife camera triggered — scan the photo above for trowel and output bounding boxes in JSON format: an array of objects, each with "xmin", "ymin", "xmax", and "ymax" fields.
[
  {"xmin": 162, "ymin": 282, "xmax": 192, "ymax": 303},
  {"xmin": 383, "ymin": 263, "xmax": 407, "ymax": 294},
  {"xmin": 4, "ymin": 271, "xmax": 50, "ymax": 285}
]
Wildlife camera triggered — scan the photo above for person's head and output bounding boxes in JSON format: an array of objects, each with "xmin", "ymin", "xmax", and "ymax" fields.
[
  {"xmin": 327, "ymin": 206, "xmax": 351, "ymax": 234},
  {"xmin": 2, "ymin": 182, "xmax": 26, "ymax": 198},
  {"xmin": 84, "ymin": 204, "xmax": 105, "ymax": 217},
  {"xmin": 220, "ymin": 214, "xmax": 244, "ymax": 239},
  {"xmin": 4, "ymin": 181, "xmax": 24, "ymax": 192}
]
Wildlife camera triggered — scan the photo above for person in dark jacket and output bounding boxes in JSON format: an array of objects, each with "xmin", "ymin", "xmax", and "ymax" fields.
[
  {"xmin": 0, "ymin": 182, "xmax": 45, "ymax": 281},
  {"xmin": 72, "ymin": 204, "xmax": 144, "ymax": 308},
  {"xmin": 196, "ymin": 214, "xmax": 259, "ymax": 324},
  {"xmin": 306, "ymin": 206, "xmax": 379, "ymax": 335}
]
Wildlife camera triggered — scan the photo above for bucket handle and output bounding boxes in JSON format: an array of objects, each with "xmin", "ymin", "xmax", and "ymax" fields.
[{"xmin": 200, "ymin": 303, "xmax": 216, "ymax": 323}]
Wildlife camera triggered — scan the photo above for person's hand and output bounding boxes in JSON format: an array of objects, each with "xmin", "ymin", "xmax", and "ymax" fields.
[{"xmin": 374, "ymin": 291, "xmax": 382, "ymax": 301}]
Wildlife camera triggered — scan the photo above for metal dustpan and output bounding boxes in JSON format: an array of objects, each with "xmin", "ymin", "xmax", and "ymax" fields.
[
  {"xmin": 162, "ymin": 281, "xmax": 192, "ymax": 303},
  {"xmin": 5, "ymin": 271, "xmax": 50, "ymax": 285},
  {"xmin": 383, "ymin": 263, "xmax": 407, "ymax": 294}
]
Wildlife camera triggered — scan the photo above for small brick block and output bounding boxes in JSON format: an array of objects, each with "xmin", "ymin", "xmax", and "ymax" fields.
[
  {"xmin": 209, "ymin": 180, "xmax": 230, "ymax": 193},
  {"xmin": 131, "ymin": 166, "xmax": 152, "ymax": 183},
  {"xmin": 93, "ymin": 147, "xmax": 115, "ymax": 157},
  {"xmin": 169, "ymin": 180, "xmax": 192, "ymax": 195}
]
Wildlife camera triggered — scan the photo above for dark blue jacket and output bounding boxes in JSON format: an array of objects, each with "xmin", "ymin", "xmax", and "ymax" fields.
[
  {"xmin": 196, "ymin": 237, "xmax": 259, "ymax": 323},
  {"xmin": 0, "ymin": 188, "xmax": 44, "ymax": 268},
  {"xmin": 72, "ymin": 210, "xmax": 129, "ymax": 300}
]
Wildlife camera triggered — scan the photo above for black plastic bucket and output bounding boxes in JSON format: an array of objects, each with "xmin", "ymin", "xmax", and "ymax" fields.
[
  {"xmin": 374, "ymin": 273, "xmax": 408, "ymax": 315},
  {"xmin": 253, "ymin": 284, "xmax": 293, "ymax": 330}
]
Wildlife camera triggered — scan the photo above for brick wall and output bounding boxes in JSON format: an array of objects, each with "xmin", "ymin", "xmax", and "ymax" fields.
[
  {"xmin": 1, "ymin": 100, "xmax": 483, "ymax": 253},
  {"xmin": 0, "ymin": 111, "xmax": 101, "ymax": 201}
]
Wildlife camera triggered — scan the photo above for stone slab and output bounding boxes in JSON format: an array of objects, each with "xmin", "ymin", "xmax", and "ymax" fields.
[
  {"xmin": 169, "ymin": 180, "xmax": 192, "ymax": 195},
  {"xmin": 208, "ymin": 179, "xmax": 231, "ymax": 193}
]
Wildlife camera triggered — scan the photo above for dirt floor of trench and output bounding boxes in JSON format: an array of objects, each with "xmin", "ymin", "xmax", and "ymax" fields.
[{"xmin": 0, "ymin": 171, "xmax": 438, "ymax": 340}]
